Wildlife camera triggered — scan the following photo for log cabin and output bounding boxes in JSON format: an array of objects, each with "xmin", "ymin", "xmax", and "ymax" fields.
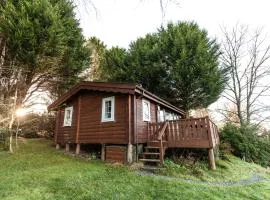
[{"xmin": 48, "ymin": 82, "xmax": 219, "ymax": 169}]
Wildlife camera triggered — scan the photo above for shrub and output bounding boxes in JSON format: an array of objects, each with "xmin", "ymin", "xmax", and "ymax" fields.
[
  {"xmin": 19, "ymin": 113, "xmax": 55, "ymax": 138},
  {"xmin": 159, "ymin": 158, "xmax": 208, "ymax": 179},
  {"xmin": 0, "ymin": 128, "xmax": 10, "ymax": 150},
  {"xmin": 220, "ymin": 123, "xmax": 270, "ymax": 167},
  {"xmin": 159, "ymin": 149, "xmax": 210, "ymax": 178}
]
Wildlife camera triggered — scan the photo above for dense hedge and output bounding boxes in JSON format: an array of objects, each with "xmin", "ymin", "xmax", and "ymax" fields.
[{"xmin": 220, "ymin": 123, "xmax": 270, "ymax": 167}]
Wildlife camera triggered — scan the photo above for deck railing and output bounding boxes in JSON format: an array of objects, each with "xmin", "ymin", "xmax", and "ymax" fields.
[
  {"xmin": 148, "ymin": 122, "xmax": 168, "ymax": 141},
  {"xmin": 147, "ymin": 116, "xmax": 219, "ymax": 149}
]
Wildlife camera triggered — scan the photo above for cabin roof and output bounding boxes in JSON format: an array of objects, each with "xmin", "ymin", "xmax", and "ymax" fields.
[{"xmin": 48, "ymin": 81, "xmax": 185, "ymax": 115}]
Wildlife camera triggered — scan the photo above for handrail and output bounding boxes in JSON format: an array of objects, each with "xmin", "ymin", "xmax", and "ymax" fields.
[
  {"xmin": 208, "ymin": 118, "xmax": 218, "ymax": 130},
  {"xmin": 206, "ymin": 117, "xmax": 219, "ymax": 147},
  {"xmin": 157, "ymin": 121, "xmax": 168, "ymax": 140}
]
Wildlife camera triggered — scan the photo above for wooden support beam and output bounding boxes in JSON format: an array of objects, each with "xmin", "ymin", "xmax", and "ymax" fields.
[
  {"xmin": 206, "ymin": 116, "xmax": 214, "ymax": 148},
  {"xmin": 56, "ymin": 144, "xmax": 60, "ymax": 150},
  {"xmin": 65, "ymin": 143, "xmax": 70, "ymax": 152},
  {"xmin": 54, "ymin": 108, "xmax": 60, "ymax": 143},
  {"xmin": 208, "ymin": 148, "xmax": 216, "ymax": 170},
  {"xmin": 127, "ymin": 143, "xmax": 133, "ymax": 163},
  {"xmin": 101, "ymin": 144, "xmax": 105, "ymax": 161},
  {"xmin": 75, "ymin": 143, "xmax": 80, "ymax": 155},
  {"xmin": 128, "ymin": 95, "xmax": 132, "ymax": 143},
  {"xmin": 133, "ymin": 95, "xmax": 138, "ymax": 162},
  {"xmin": 76, "ymin": 95, "xmax": 81, "ymax": 143}
]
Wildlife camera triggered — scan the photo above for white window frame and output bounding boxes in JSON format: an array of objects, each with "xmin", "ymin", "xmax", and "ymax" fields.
[
  {"xmin": 101, "ymin": 96, "xmax": 115, "ymax": 122},
  {"xmin": 63, "ymin": 106, "xmax": 73, "ymax": 126},
  {"xmin": 142, "ymin": 99, "xmax": 151, "ymax": 122},
  {"xmin": 157, "ymin": 106, "xmax": 165, "ymax": 122}
]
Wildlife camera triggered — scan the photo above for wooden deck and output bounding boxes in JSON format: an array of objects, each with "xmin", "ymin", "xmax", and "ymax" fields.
[
  {"xmin": 147, "ymin": 116, "xmax": 219, "ymax": 149},
  {"xmin": 140, "ymin": 117, "xmax": 219, "ymax": 169}
]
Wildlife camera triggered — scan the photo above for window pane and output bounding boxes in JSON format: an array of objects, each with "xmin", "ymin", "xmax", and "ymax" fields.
[
  {"xmin": 159, "ymin": 110, "xmax": 164, "ymax": 122},
  {"xmin": 102, "ymin": 97, "xmax": 115, "ymax": 122},
  {"xmin": 105, "ymin": 100, "xmax": 112, "ymax": 119},
  {"xmin": 143, "ymin": 101, "xmax": 150, "ymax": 120},
  {"xmin": 64, "ymin": 107, "xmax": 73, "ymax": 126},
  {"xmin": 66, "ymin": 110, "xmax": 70, "ymax": 120}
]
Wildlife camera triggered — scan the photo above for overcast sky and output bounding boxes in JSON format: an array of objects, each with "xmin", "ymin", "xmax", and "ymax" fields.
[{"xmin": 76, "ymin": 0, "xmax": 270, "ymax": 47}]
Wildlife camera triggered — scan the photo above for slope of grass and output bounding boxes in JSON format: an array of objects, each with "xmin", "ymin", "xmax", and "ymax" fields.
[
  {"xmin": 0, "ymin": 139, "xmax": 269, "ymax": 200},
  {"xmin": 159, "ymin": 155, "xmax": 270, "ymax": 182}
]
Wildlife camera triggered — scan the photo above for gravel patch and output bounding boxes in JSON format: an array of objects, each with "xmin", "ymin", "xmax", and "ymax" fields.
[{"xmin": 135, "ymin": 171, "xmax": 270, "ymax": 187}]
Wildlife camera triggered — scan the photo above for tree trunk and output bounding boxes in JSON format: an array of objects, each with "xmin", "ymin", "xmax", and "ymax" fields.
[
  {"xmin": 8, "ymin": 85, "xmax": 18, "ymax": 153},
  {"xmin": 15, "ymin": 119, "xmax": 19, "ymax": 148},
  {"xmin": 8, "ymin": 113, "xmax": 14, "ymax": 153}
]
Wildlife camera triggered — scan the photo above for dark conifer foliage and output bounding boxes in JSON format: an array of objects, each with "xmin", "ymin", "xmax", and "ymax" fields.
[{"xmin": 101, "ymin": 22, "xmax": 227, "ymax": 112}]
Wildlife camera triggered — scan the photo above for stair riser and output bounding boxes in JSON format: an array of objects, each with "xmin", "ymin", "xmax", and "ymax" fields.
[
  {"xmin": 139, "ymin": 159, "xmax": 161, "ymax": 163},
  {"xmin": 147, "ymin": 142, "xmax": 168, "ymax": 147},
  {"xmin": 141, "ymin": 155, "xmax": 160, "ymax": 160}
]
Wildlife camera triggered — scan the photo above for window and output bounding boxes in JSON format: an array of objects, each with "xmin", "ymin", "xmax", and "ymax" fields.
[
  {"xmin": 157, "ymin": 106, "xmax": 165, "ymax": 122},
  {"xmin": 165, "ymin": 111, "xmax": 173, "ymax": 121},
  {"xmin": 102, "ymin": 96, "xmax": 115, "ymax": 122},
  {"xmin": 63, "ymin": 106, "xmax": 73, "ymax": 126},
  {"xmin": 142, "ymin": 99, "xmax": 151, "ymax": 121}
]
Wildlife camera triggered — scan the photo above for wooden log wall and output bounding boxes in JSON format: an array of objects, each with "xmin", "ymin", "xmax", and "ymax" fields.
[
  {"xmin": 78, "ymin": 92, "xmax": 129, "ymax": 144},
  {"xmin": 105, "ymin": 146, "xmax": 127, "ymax": 163}
]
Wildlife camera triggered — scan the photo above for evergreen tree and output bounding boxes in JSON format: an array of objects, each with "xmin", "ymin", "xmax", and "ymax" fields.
[
  {"xmin": 0, "ymin": 0, "xmax": 89, "ymax": 152},
  {"xmin": 101, "ymin": 22, "xmax": 227, "ymax": 113},
  {"xmin": 0, "ymin": 0, "xmax": 89, "ymax": 100}
]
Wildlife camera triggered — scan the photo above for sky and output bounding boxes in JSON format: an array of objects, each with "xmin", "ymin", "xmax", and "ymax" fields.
[{"xmin": 76, "ymin": 0, "xmax": 270, "ymax": 48}]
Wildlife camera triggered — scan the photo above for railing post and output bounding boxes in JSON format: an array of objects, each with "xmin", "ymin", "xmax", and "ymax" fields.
[
  {"xmin": 160, "ymin": 138, "xmax": 164, "ymax": 164},
  {"xmin": 206, "ymin": 116, "xmax": 214, "ymax": 148}
]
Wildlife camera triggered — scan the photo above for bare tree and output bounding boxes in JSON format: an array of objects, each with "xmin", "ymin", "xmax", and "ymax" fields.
[
  {"xmin": 76, "ymin": 0, "xmax": 181, "ymax": 24},
  {"xmin": 221, "ymin": 25, "xmax": 270, "ymax": 126},
  {"xmin": 80, "ymin": 37, "xmax": 106, "ymax": 81}
]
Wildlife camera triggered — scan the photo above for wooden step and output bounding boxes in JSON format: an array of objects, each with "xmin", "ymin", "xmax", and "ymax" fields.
[
  {"xmin": 144, "ymin": 146, "xmax": 160, "ymax": 149},
  {"xmin": 140, "ymin": 152, "xmax": 160, "ymax": 156},
  {"xmin": 139, "ymin": 159, "xmax": 161, "ymax": 163}
]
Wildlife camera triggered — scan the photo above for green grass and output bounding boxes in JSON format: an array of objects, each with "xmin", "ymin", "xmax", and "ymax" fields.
[
  {"xmin": 0, "ymin": 139, "xmax": 270, "ymax": 200},
  {"xmin": 159, "ymin": 155, "xmax": 270, "ymax": 182}
]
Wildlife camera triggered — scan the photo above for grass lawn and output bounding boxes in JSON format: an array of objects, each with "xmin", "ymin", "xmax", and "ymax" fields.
[
  {"xmin": 0, "ymin": 139, "xmax": 270, "ymax": 200},
  {"xmin": 159, "ymin": 155, "xmax": 270, "ymax": 183}
]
